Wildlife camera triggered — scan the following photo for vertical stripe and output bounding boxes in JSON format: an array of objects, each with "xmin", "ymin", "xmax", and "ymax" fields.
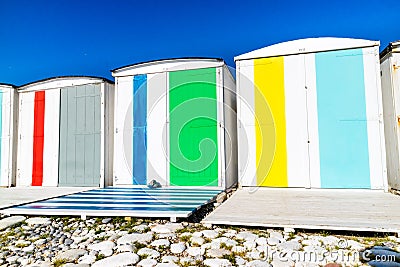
[
  {"xmin": 284, "ymin": 55, "xmax": 309, "ymax": 188},
  {"xmin": 0, "ymin": 92, "xmax": 3, "ymax": 185},
  {"xmin": 254, "ymin": 57, "xmax": 288, "ymax": 187},
  {"xmin": 316, "ymin": 48, "xmax": 370, "ymax": 188},
  {"xmin": 363, "ymin": 47, "xmax": 386, "ymax": 189},
  {"xmin": 236, "ymin": 61, "xmax": 257, "ymax": 186},
  {"xmin": 169, "ymin": 68, "xmax": 218, "ymax": 186},
  {"xmin": 304, "ymin": 53, "xmax": 321, "ymax": 188},
  {"xmin": 113, "ymin": 77, "xmax": 133, "ymax": 185},
  {"xmin": 32, "ymin": 91, "xmax": 45, "ymax": 186},
  {"xmin": 133, "ymin": 74, "xmax": 147, "ymax": 185},
  {"xmin": 147, "ymin": 73, "xmax": 167, "ymax": 185}
]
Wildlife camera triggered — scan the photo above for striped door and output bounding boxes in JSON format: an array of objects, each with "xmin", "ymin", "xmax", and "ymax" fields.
[
  {"xmin": 169, "ymin": 68, "xmax": 219, "ymax": 186},
  {"xmin": 58, "ymin": 85, "xmax": 101, "ymax": 186},
  {"xmin": 113, "ymin": 73, "xmax": 168, "ymax": 186},
  {"xmin": 17, "ymin": 90, "xmax": 60, "ymax": 186}
]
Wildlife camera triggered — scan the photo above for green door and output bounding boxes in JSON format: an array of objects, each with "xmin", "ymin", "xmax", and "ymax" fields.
[
  {"xmin": 169, "ymin": 68, "xmax": 218, "ymax": 186},
  {"xmin": 58, "ymin": 84, "xmax": 101, "ymax": 186}
]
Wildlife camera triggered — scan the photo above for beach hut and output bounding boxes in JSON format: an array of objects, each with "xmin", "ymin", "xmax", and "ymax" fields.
[
  {"xmin": 235, "ymin": 37, "xmax": 387, "ymax": 189},
  {"xmin": 112, "ymin": 58, "xmax": 237, "ymax": 189},
  {"xmin": 16, "ymin": 77, "xmax": 114, "ymax": 187},
  {"xmin": 0, "ymin": 83, "xmax": 17, "ymax": 187},
  {"xmin": 381, "ymin": 41, "xmax": 400, "ymax": 191}
]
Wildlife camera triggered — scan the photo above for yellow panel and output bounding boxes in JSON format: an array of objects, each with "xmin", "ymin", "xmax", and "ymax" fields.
[{"xmin": 254, "ymin": 57, "xmax": 288, "ymax": 187}]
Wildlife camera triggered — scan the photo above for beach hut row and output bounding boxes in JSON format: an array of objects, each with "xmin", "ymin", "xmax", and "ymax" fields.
[{"xmin": 1, "ymin": 37, "xmax": 400, "ymax": 193}]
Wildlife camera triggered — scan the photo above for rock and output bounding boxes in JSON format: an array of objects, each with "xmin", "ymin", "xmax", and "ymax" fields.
[
  {"xmin": 267, "ymin": 237, "xmax": 280, "ymax": 246},
  {"xmin": 22, "ymin": 245, "xmax": 35, "ymax": 253},
  {"xmin": 247, "ymin": 260, "xmax": 271, "ymax": 267},
  {"xmin": 64, "ymin": 238, "xmax": 74, "ymax": 245},
  {"xmin": 223, "ymin": 229, "xmax": 237, "ymax": 238},
  {"xmin": 320, "ymin": 236, "xmax": 339, "ymax": 246},
  {"xmin": 190, "ymin": 236, "xmax": 205, "ymax": 246},
  {"xmin": 213, "ymin": 237, "xmax": 238, "ymax": 247},
  {"xmin": 206, "ymin": 248, "xmax": 230, "ymax": 258},
  {"xmin": 34, "ymin": 239, "xmax": 47, "ymax": 246},
  {"xmin": 0, "ymin": 216, "xmax": 26, "ymax": 230},
  {"xmin": 88, "ymin": 240, "xmax": 116, "ymax": 251},
  {"xmin": 236, "ymin": 231, "xmax": 258, "ymax": 242},
  {"xmin": 161, "ymin": 255, "xmax": 179, "ymax": 263},
  {"xmin": 55, "ymin": 249, "xmax": 87, "ymax": 262},
  {"xmin": 133, "ymin": 224, "xmax": 149, "ymax": 232},
  {"xmin": 151, "ymin": 223, "xmax": 183, "ymax": 234},
  {"xmin": 117, "ymin": 233, "xmax": 153, "ymax": 245},
  {"xmin": 137, "ymin": 248, "xmax": 160, "ymax": 259},
  {"xmin": 101, "ymin": 249, "xmax": 113, "ymax": 257},
  {"xmin": 101, "ymin": 218, "xmax": 111, "ymax": 224},
  {"xmin": 117, "ymin": 244, "xmax": 134, "ymax": 252},
  {"xmin": 235, "ymin": 256, "xmax": 247, "ymax": 265},
  {"xmin": 203, "ymin": 258, "xmax": 232, "ymax": 267},
  {"xmin": 91, "ymin": 252, "xmax": 139, "ymax": 267},
  {"xmin": 346, "ymin": 240, "xmax": 364, "ymax": 251},
  {"xmin": 186, "ymin": 246, "xmax": 205, "ymax": 257},
  {"xmin": 277, "ymin": 240, "xmax": 302, "ymax": 251},
  {"xmin": 15, "ymin": 240, "xmax": 31, "ymax": 247},
  {"xmin": 156, "ymin": 263, "xmax": 179, "ymax": 267},
  {"xmin": 137, "ymin": 258, "xmax": 157, "ymax": 267},
  {"xmin": 284, "ymin": 228, "xmax": 295, "ymax": 233},
  {"xmin": 78, "ymin": 254, "xmax": 96, "ymax": 265},
  {"xmin": 26, "ymin": 217, "xmax": 51, "ymax": 226},
  {"xmin": 269, "ymin": 231, "xmax": 283, "ymax": 240},
  {"xmin": 244, "ymin": 240, "xmax": 257, "ymax": 250},
  {"xmin": 151, "ymin": 239, "xmax": 170, "ymax": 248},
  {"xmin": 256, "ymin": 237, "xmax": 268, "ymax": 246},
  {"xmin": 192, "ymin": 231, "xmax": 203, "ymax": 238},
  {"xmin": 170, "ymin": 242, "xmax": 186, "ymax": 254},
  {"xmin": 202, "ymin": 230, "xmax": 219, "ymax": 239}
]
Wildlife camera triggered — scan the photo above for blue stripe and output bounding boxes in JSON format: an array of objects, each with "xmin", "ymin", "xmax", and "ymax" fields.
[
  {"xmin": 315, "ymin": 48, "xmax": 370, "ymax": 188},
  {"xmin": 133, "ymin": 74, "xmax": 147, "ymax": 185}
]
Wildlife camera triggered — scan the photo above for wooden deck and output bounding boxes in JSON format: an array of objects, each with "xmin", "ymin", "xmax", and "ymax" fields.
[{"xmin": 203, "ymin": 188, "xmax": 400, "ymax": 233}]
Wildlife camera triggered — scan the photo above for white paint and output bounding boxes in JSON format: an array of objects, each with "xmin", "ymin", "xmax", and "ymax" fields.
[
  {"xmin": 216, "ymin": 67, "xmax": 225, "ymax": 187},
  {"xmin": 235, "ymin": 37, "xmax": 379, "ymax": 61},
  {"xmin": 362, "ymin": 47, "xmax": 386, "ymax": 189},
  {"xmin": 42, "ymin": 89, "xmax": 60, "ymax": 186},
  {"xmin": 304, "ymin": 53, "xmax": 321, "ymax": 188},
  {"xmin": 16, "ymin": 92, "xmax": 35, "ymax": 186},
  {"xmin": 113, "ymin": 76, "xmax": 133, "ymax": 185},
  {"xmin": 284, "ymin": 55, "xmax": 310, "ymax": 188},
  {"xmin": 236, "ymin": 60, "xmax": 257, "ymax": 186},
  {"xmin": 147, "ymin": 73, "xmax": 167, "ymax": 185},
  {"xmin": 112, "ymin": 58, "xmax": 224, "ymax": 77},
  {"xmin": 0, "ymin": 85, "xmax": 16, "ymax": 187}
]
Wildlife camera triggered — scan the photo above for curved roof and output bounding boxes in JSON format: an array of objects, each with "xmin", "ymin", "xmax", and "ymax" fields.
[
  {"xmin": 18, "ymin": 76, "xmax": 114, "ymax": 90},
  {"xmin": 112, "ymin": 57, "xmax": 224, "ymax": 77},
  {"xmin": 235, "ymin": 37, "xmax": 379, "ymax": 61}
]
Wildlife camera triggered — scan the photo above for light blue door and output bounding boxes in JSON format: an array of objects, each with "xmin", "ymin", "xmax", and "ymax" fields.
[{"xmin": 315, "ymin": 48, "xmax": 370, "ymax": 188}]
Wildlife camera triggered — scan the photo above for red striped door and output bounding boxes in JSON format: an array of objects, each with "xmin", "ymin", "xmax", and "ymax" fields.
[{"xmin": 32, "ymin": 91, "xmax": 45, "ymax": 186}]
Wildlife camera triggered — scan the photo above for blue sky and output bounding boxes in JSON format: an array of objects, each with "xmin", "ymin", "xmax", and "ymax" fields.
[{"xmin": 0, "ymin": 0, "xmax": 398, "ymax": 85}]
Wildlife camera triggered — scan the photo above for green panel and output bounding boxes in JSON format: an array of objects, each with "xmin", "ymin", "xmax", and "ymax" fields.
[
  {"xmin": 59, "ymin": 84, "xmax": 101, "ymax": 186},
  {"xmin": 169, "ymin": 67, "xmax": 218, "ymax": 186}
]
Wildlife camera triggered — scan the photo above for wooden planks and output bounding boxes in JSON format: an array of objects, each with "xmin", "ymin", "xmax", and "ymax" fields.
[{"xmin": 203, "ymin": 188, "xmax": 400, "ymax": 232}]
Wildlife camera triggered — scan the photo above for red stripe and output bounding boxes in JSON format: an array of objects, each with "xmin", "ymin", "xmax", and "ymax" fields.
[{"xmin": 32, "ymin": 91, "xmax": 45, "ymax": 186}]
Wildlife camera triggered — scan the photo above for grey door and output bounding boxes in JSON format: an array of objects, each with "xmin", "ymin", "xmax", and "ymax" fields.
[{"xmin": 58, "ymin": 84, "xmax": 101, "ymax": 186}]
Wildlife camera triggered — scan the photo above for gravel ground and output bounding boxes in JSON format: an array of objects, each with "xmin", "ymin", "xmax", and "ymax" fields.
[{"xmin": 0, "ymin": 214, "xmax": 399, "ymax": 267}]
